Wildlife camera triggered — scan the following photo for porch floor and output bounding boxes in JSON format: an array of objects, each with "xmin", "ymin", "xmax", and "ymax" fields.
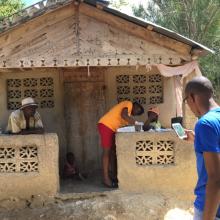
[{"xmin": 60, "ymin": 170, "xmax": 113, "ymax": 194}]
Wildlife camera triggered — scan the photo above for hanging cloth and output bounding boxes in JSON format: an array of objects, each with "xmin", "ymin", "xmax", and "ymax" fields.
[{"xmin": 155, "ymin": 61, "xmax": 202, "ymax": 116}]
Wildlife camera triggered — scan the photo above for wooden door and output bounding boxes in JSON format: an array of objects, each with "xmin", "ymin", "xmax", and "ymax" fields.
[{"xmin": 64, "ymin": 80, "xmax": 105, "ymax": 173}]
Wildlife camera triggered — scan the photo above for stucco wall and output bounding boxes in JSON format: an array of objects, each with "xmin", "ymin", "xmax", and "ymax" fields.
[
  {"xmin": 0, "ymin": 133, "xmax": 59, "ymax": 199},
  {"xmin": 182, "ymin": 71, "xmax": 198, "ymax": 129},
  {"xmin": 116, "ymin": 131, "xmax": 196, "ymax": 200},
  {"xmin": 104, "ymin": 66, "xmax": 177, "ymax": 128},
  {"xmin": 0, "ymin": 66, "xmax": 190, "ymax": 175},
  {"xmin": 0, "ymin": 68, "xmax": 66, "ymax": 170}
]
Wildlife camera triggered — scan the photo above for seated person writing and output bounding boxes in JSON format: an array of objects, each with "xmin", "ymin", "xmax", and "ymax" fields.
[
  {"xmin": 6, "ymin": 97, "xmax": 44, "ymax": 134},
  {"xmin": 143, "ymin": 107, "xmax": 162, "ymax": 131}
]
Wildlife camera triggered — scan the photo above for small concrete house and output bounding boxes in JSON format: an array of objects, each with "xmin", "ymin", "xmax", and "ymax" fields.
[{"xmin": 0, "ymin": 0, "xmax": 213, "ymax": 181}]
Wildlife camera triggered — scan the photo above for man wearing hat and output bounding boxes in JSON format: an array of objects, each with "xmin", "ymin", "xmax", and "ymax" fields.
[
  {"xmin": 7, "ymin": 97, "xmax": 44, "ymax": 134},
  {"xmin": 143, "ymin": 106, "xmax": 162, "ymax": 131}
]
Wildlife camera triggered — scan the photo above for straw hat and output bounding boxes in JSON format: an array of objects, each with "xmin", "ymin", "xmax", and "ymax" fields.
[
  {"xmin": 148, "ymin": 107, "xmax": 160, "ymax": 115},
  {"xmin": 20, "ymin": 97, "xmax": 38, "ymax": 109}
]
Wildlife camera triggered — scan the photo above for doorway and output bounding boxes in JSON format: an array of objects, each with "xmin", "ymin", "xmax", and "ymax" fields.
[{"xmin": 61, "ymin": 68, "xmax": 108, "ymax": 193}]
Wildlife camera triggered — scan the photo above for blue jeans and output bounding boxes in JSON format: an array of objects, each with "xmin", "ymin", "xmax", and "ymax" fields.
[{"xmin": 194, "ymin": 207, "xmax": 220, "ymax": 220}]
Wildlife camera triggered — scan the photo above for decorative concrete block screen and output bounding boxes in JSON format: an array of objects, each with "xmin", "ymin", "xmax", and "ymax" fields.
[
  {"xmin": 116, "ymin": 74, "xmax": 163, "ymax": 105},
  {"xmin": 116, "ymin": 132, "xmax": 196, "ymax": 197},
  {"xmin": 0, "ymin": 134, "xmax": 59, "ymax": 200},
  {"xmin": 136, "ymin": 140, "xmax": 174, "ymax": 165},
  {"xmin": 7, "ymin": 77, "xmax": 54, "ymax": 110},
  {"xmin": 0, "ymin": 145, "xmax": 38, "ymax": 173}
]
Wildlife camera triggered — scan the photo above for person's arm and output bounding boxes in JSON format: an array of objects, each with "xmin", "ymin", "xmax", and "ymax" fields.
[
  {"xmin": 20, "ymin": 112, "xmax": 44, "ymax": 134},
  {"xmin": 203, "ymin": 152, "xmax": 220, "ymax": 220},
  {"xmin": 143, "ymin": 119, "xmax": 153, "ymax": 131},
  {"xmin": 7, "ymin": 113, "xmax": 22, "ymax": 134},
  {"xmin": 20, "ymin": 127, "xmax": 44, "ymax": 135},
  {"xmin": 34, "ymin": 113, "xmax": 44, "ymax": 130},
  {"xmin": 184, "ymin": 129, "xmax": 195, "ymax": 142},
  {"xmin": 143, "ymin": 114, "xmax": 157, "ymax": 131},
  {"xmin": 121, "ymin": 107, "xmax": 136, "ymax": 125}
]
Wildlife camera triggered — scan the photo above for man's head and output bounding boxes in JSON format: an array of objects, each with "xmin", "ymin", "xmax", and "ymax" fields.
[
  {"xmin": 148, "ymin": 107, "xmax": 159, "ymax": 122},
  {"xmin": 184, "ymin": 76, "xmax": 214, "ymax": 117},
  {"xmin": 22, "ymin": 105, "xmax": 37, "ymax": 117},
  {"xmin": 20, "ymin": 97, "xmax": 38, "ymax": 117},
  {"xmin": 66, "ymin": 152, "xmax": 75, "ymax": 164},
  {"xmin": 131, "ymin": 102, "xmax": 144, "ymax": 116}
]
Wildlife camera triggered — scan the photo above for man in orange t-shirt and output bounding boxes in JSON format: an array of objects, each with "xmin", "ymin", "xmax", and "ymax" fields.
[{"xmin": 98, "ymin": 101, "xmax": 144, "ymax": 188}]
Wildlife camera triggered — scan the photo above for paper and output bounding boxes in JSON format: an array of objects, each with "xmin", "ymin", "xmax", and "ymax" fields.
[{"xmin": 117, "ymin": 126, "xmax": 136, "ymax": 132}]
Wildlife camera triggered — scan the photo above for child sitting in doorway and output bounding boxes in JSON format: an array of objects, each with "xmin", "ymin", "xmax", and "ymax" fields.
[{"xmin": 63, "ymin": 152, "xmax": 85, "ymax": 180}]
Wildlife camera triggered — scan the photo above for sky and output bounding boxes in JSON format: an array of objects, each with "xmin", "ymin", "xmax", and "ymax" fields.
[
  {"xmin": 23, "ymin": 0, "xmax": 147, "ymax": 16},
  {"xmin": 23, "ymin": 0, "xmax": 40, "ymax": 7},
  {"xmin": 114, "ymin": 0, "xmax": 146, "ymax": 16}
]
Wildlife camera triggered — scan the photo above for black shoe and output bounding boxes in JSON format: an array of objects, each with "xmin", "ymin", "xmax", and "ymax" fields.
[
  {"xmin": 111, "ymin": 177, "xmax": 118, "ymax": 184},
  {"xmin": 103, "ymin": 181, "xmax": 118, "ymax": 189}
]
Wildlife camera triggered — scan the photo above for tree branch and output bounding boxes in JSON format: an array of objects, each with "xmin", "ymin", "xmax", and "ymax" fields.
[{"xmin": 198, "ymin": 6, "xmax": 220, "ymax": 42}]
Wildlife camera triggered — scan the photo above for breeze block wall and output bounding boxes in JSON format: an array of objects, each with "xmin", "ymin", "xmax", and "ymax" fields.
[
  {"xmin": 116, "ymin": 131, "xmax": 196, "ymax": 200},
  {"xmin": 0, "ymin": 133, "xmax": 59, "ymax": 199}
]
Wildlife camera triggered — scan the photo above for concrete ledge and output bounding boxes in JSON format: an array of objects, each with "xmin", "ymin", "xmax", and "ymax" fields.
[
  {"xmin": 0, "ymin": 133, "xmax": 59, "ymax": 199},
  {"xmin": 116, "ymin": 131, "xmax": 196, "ymax": 199}
]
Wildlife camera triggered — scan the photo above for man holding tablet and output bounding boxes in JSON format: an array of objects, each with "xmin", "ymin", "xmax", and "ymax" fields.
[{"xmin": 184, "ymin": 76, "xmax": 220, "ymax": 220}]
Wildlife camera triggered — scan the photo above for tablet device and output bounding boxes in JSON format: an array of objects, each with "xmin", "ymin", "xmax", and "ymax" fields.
[{"xmin": 172, "ymin": 123, "xmax": 187, "ymax": 139}]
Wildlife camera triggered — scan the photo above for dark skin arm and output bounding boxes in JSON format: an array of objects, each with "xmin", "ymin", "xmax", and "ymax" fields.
[
  {"xmin": 8, "ymin": 128, "xmax": 44, "ymax": 135},
  {"xmin": 184, "ymin": 129, "xmax": 195, "ymax": 142},
  {"xmin": 22, "ymin": 113, "xmax": 44, "ymax": 134},
  {"xmin": 143, "ymin": 114, "xmax": 157, "ymax": 131},
  {"xmin": 19, "ymin": 127, "xmax": 44, "ymax": 135},
  {"xmin": 121, "ymin": 107, "xmax": 135, "ymax": 125},
  {"xmin": 143, "ymin": 119, "xmax": 153, "ymax": 131},
  {"xmin": 203, "ymin": 152, "xmax": 220, "ymax": 220}
]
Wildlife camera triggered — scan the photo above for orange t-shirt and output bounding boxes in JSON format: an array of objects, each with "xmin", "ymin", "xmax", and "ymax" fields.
[{"xmin": 98, "ymin": 101, "xmax": 133, "ymax": 132}]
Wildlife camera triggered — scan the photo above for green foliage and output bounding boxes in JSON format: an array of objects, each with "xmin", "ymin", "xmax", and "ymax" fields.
[
  {"xmin": 132, "ymin": 0, "xmax": 220, "ymax": 98},
  {"xmin": 0, "ymin": 0, "xmax": 24, "ymax": 20},
  {"xmin": 133, "ymin": 0, "xmax": 220, "ymax": 44},
  {"xmin": 109, "ymin": 0, "xmax": 128, "ymax": 9},
  {"xmin": 200, "ymin": 42, "xmax": 220, "ymax": 100}
]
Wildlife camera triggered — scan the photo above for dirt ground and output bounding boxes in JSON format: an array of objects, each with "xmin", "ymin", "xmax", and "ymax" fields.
[{"xmin": 0, "ymin": 190, "xmax": 194, "ymax": 220}]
